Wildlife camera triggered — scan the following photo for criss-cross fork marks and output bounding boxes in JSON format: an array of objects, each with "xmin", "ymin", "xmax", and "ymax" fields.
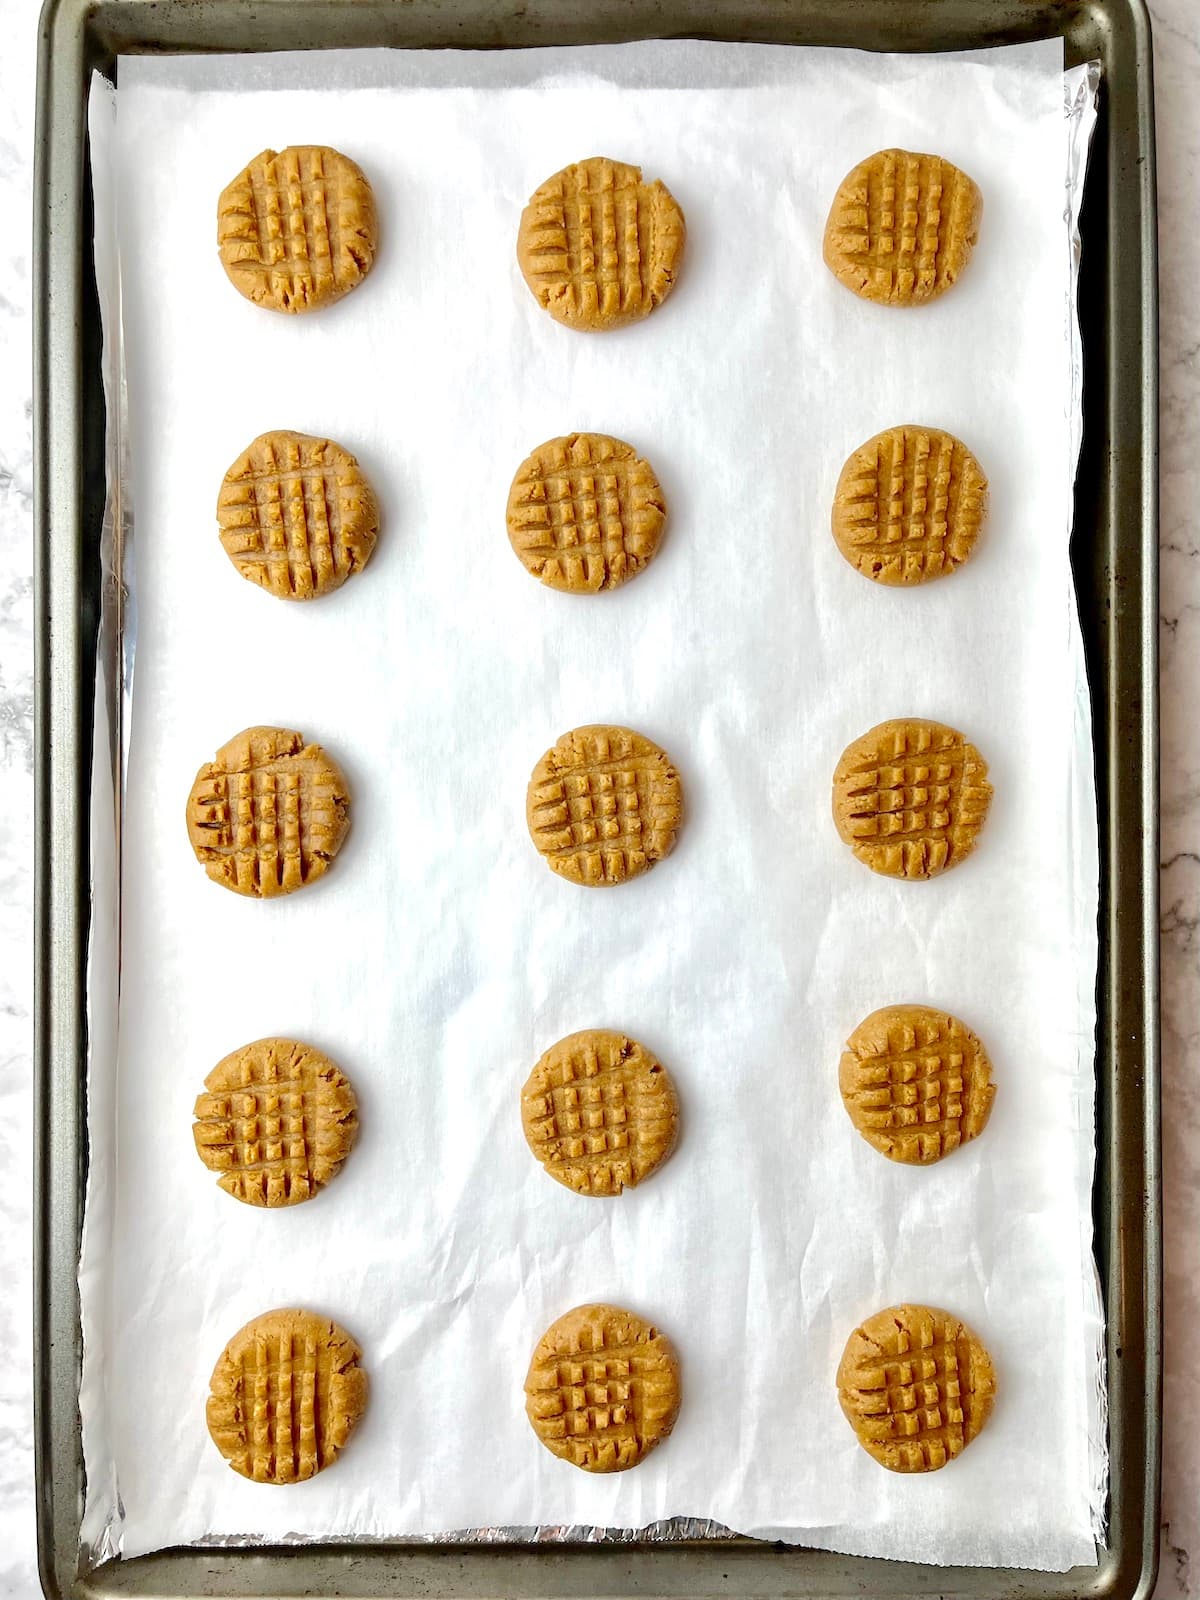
[
  {"xmin": 224, "ymin": 149, "xmax": 337, "ymax": 297},
  {"xmin": 825, "ymin": 149, "xmax": 980, "ymax": 306},
  {"xmin": 530, "ymin": 758, "xmax": 678, "ymax": 885},
  {"xmin": 193, "ymin": 1040, "xmax": 357, "ymax": 1206},
  {"xmin": 523, "ymin": 1034, "xmax": 676, "ymax": 1194},
  {"xmin": 528, "ymin": 727, "xmax": 682, "ymax": 886},
  {"xmin": 218, "ymin": 146, "xmax": 375, "ymax": 312},
  {"xmin": 843, "ymin": 747, "xmax": 966, "ymax": 858},
  {"xmin": 246, "ymin": 465, "xmax": 343, "ymax": 596},
  {"xmin": 195, "ymin": 1058, "xmax": 309, "ymax": 1206},
  {"xmin": 834, "ymin": 429, "xmax": 986, "ymax": 583},
  {"xmin": 530, "ymin": 1341, "xmax": 650, "ymax": 1469},
  {"xmin": 842, "ymin": 1014, "xmax": 993, "ymax": 1163},
  {"xmin": 207, "ymin": 1312, "xmax": 367, "ymax": 1483},
  {"xmin": 507, "ymin": 436, "xmax": 665, "ymax": 592},
  {"xmin": 845, "ymin": 1332, "xmax": 976, "ymax": 1471},
  {"xmin": 519, "ymin": 158, "xmax": 684, "ymax": 327},
  {"xmin": 866, "ymin": 151, "xmax": 947, "ymax": 293},
  {"xmin": 834, "ymin": 723, "xmax": 991, "ymax": 879},
  {"xmin": 193, "ymin": 762, "xmax": 332, "ymax": 893},
  {"xmin": 187, "ymin": 730, "xmax": 349, "ymax": 898},
  {"xmin": 853, "ymin": 1044, "xmax": 967, "ymax": 1148},
  {"xmin": 252, "ymin": 150, "xmax": 336, "ymax": 276},
  {"xmin": 526, "ymin": 160, "xmax": 647, "ymax": 317},
  {"xmin": 526, "ymin": 1306, "xmax": 680, "ymax": 1472},
  {"xmin": 219, "ymin": 434, "xmax": 377, "ymax": 600}
]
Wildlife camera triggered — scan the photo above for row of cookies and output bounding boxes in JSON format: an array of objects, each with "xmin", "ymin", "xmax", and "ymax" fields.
[
  {"xmin": 218, "ymin": 144, "xmax": 979, "ymax": 323},
  {"xmin": 188, "ymin": 1030, "xmax": 678, "ymax": 1212},
  {"xmin": 206, "ymin": 1297, "xmax": 996, "ymax": 1482},
  {"xmin": 184, "ymin": 714, "xmax": 993, "ymax": 898},
  {"xmin": 192, "ymin": 1002, "xmax": 994, "ymax": 1219},
  {"xmin": 213, "ymin": 420, "xmax": 989, "ymax": 606}
]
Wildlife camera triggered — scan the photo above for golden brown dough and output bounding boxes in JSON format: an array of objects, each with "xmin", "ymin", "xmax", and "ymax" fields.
[
  {"xmin": 517, "ymin": 156, "xmax": 685, "ymax": 330},
  {"xmin": 217, "ymin": 145, "xmax": 376, "ymax": 313},
  {"xmin": 521, "ymin": 1029, "xmax": 679, "ymax": 1195},
  {"xmin": 832, "ymin": 719, "xmax": 992, "ymax": 879},
  {"xmin": 526, "ymin": 724, "xmax": 683, "ymax": 887},
  {"xmin": 838, "ymin": 1005, "xmax": 995, "ymax": 1164},
  {"xmin": 506, "ymin": 433, "xmax": 666, "ymax": 593},
  {"xmin": 193, "ymin": 1037, "xmax": 359, "ymax": 1206},
  {"xmin": 823, "ymin": 149, "xmax": 981, "ymax": 306},
  {"xmin": 185, "ymin": 725, "xmax": 351, "ymax": 898},
  {"xmin": 831, "ymin": 425, "xmax": 988, "ymax": 585},
  {"xmin": 525, "ymin": 1302, "xmax": 681, "ymax": 1472},
  {"xmin": 837, "ymin": 1303, "xmax": 996, "ymax": 1472},
  {"xmin": 206, "ymin": 1308, "xmax": 368, "ymax": 1482},
  {"xmin": 218, "ymin": 431, "xmax": 379, "ymax": 601}
]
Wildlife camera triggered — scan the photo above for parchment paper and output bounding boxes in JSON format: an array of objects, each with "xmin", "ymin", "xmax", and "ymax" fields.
[{"xmin": 80, "ymin": 37, "xmax": 1103, "ymax": 1570}]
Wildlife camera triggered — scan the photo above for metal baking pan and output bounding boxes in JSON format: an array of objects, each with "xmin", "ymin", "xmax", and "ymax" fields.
[{"xmin": 33, "ymin": 0, "xmax": 1160, "ymax": 1595}]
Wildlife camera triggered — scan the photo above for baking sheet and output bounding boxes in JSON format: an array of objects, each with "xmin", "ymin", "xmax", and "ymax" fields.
[{"xmin": 79, "ymin": 37, "xmax": 1103, "ymax": 1571}]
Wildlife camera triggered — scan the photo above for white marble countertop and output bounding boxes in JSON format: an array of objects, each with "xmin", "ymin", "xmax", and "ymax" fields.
[
  {"xmin": 1152, "ymin": 0, "xmax": 1198, "ymax": 1591},
  {"xmin": 0, "ymin": 3, "xmax": 1194, "ymax": 1595}
]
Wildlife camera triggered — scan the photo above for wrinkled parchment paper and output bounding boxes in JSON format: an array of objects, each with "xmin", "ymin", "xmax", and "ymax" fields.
[{"xmin": 78, "ymin": 37, "xmax": 1104, "ymax": 1570}]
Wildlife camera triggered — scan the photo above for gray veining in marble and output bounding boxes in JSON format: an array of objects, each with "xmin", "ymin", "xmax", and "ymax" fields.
[{"xmin": 0, "ymin": 1, "xmax": 1194, "ymax": 1594}]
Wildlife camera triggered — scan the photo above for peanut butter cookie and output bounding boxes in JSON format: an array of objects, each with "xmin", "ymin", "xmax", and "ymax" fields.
[
  {"xmin": 218, "ymin": 145, "xmax": 376, "ymax": 313},
  {"xmin": 837, "ymin": 1303, "xmax": 996, "ymax": 1472},
  {"xmin": 823, "ymin": 149, "xmax": 981, "ymax": 306},
  {"xmin": 839, "ymin": 1005, "xmax": 995, "ymax": 1164},
  {"xmin": 507, "ymin": 433, "xmax": 666, "ymax": 593},
  {"xmin": 521, "ymin": 1029, "xmax": 679, "ymax": 1195},
  {"xmin": 193, "ymin": 1037, "xmax": 359, "ymax": 1206},
  {"xmin": 525, "ymin": 1302, "xmax": 681, "ymax": 1472},
  {"xmin": 517, "ymin": 156, "xmax": 685, "ymax": 330},
  {"xmin": 186, "ymin": 725, "xmax": 351, "ymax": 898},
  {"xmin": 832, "ymin": 425, "xmax": 988, "ymax": 585},
  {"xmin": 526, "ymin": 724, "xmax": 683, "ymax": 887},
  {"xmin": 832, "ymin": 719, "xmax": 992, "ymax": 879},
  {"xmin": 207, "ymin": 1308, "xmax": 368, "ymax": 1482},
  {"xmin": 218, "ymin": 431, "xmax": 379, "ymax": 601}
]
